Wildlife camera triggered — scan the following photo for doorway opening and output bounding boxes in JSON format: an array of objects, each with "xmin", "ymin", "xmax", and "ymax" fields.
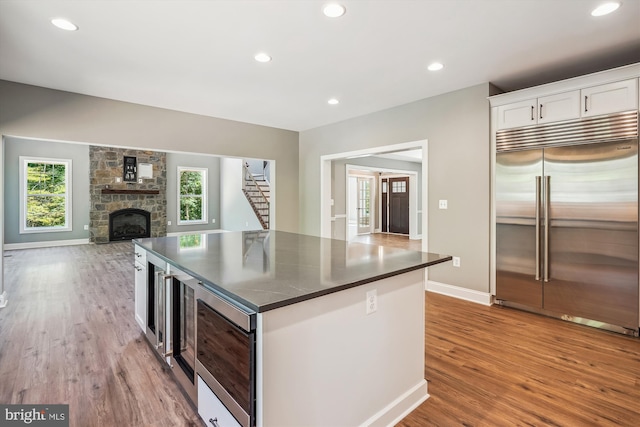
[{"xmin": 321, "ymin": 139, "xmax": 428, "ymax": 252}]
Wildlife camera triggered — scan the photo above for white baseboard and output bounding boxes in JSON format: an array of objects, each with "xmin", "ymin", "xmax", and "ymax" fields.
[
  {"xmin": 166, "ymin": 229, "xmax": 228, "ymax": 237},
  {"xmin": 426, "ymin": 280, "xmax": 493, "ymax": 306},
  {"xmin": 0, "ymin": 291, "xmax": 7, "ymax": 308},
  {"xmin": 409, "ymin": 234, "xmax": 422, "ymax": 240},
  {"xmin": 362, "ymin": 379, "xmax": 429, "ymax": 427},
  {"xmin": 4, "ymin": 238, "xmax": 90, "ymax": 251}
]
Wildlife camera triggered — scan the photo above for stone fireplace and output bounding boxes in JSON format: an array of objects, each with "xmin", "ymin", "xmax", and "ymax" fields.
[{"xmin": 89, "ymin": 146, "xmax": 167, "ymax": 243}]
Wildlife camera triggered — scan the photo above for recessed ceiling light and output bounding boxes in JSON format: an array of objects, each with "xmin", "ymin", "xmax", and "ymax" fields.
[
  {"xmin": 591, "ymin": 2, "xmax": 621, "ymax": 16},
  {"xmin": 427, "ymin": 62, "xmax": 444, "ymax": 71},
  {"xmin": 328, "ymin": 98, "xmax": 339, "ymax": 105},
  {"xmin": 254, "ymin": 53, "xmax": 272, "ymax": 63},
  {"xmin": 323, "ymin": 3, "xmax": 346, "ymax": 18},
  {"xmin": 51, "ymin": 18, "xmax": 78, "ymax": 31}
]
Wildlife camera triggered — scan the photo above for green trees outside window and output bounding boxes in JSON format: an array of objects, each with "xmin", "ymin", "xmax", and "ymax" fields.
[
  {"xmin": 21, "ymin": 158, "xmax": 71, "ymax": 232},
  {"xmin": 179, "ymin": 168, "xmax": 207, "ymax": 224}
]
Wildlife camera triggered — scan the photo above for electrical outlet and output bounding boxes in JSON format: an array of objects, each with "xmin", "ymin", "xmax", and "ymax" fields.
[
  {"xmin": 212, "ymin": 218, "xmax": 216, "ymax": 224},
  {"xmin": 138, "ymin": 178, "xmax": 143, "ymax": 184},
  {"xmin": 453, "ymin": 256, "xmax": 461, "ymax": 267},
  {"xmin": 115, "ymin": 177, "xmax": 122, "ymax": 183},
  {"xmin": 245, "ymin": 221, "xmax": 249, "ymax": 227},
  {"xmin": 439, "ymin": 200, "xmax": 448, "ymax": 209},
  {"xmin": 83, "ymin": 225, "xmax": 89, "ymax": 230},
  {"xmin": 167, "ymin": 220, "xmax": 172, "ymax": 226},
  {"xmin": 366, "ymin": 289, "xmax": 377, "ymax": 314}
]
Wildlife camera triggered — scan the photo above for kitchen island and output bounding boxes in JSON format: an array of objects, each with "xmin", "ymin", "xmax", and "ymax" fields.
[{"xmin": 134, "ymin": 230, "xmax": 451, "ymax": 427}]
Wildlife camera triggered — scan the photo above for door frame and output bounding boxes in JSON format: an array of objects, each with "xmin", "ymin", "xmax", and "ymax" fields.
[{"xmin": 321, "ymin": 139, "xmax": 427, "ymax": 251}]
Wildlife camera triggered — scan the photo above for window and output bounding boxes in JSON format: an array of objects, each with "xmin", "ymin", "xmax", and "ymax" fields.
[
  {"xmin": 392, "ymin": 180, "xmax": 406, "ymax": 193},
  {"xmin": 178, "ymin": 167, "xmax": 207, "ymax": 225},
  {"xmin": 20, "ymin": 157, "xmax": 72, "ymax": 233}
]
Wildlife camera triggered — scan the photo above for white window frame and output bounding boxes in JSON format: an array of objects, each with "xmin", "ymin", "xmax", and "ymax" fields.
[
  {"xmin": 177, "ymin": 166, "xmax": 208, "ymax": 225},
  {"xmin": 20, "ymin": 156, "xmax": 72, "ymax": 234}
]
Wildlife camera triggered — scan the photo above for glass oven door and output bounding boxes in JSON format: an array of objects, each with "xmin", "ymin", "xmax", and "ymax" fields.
[
  {"xmin": 170, "ymin": 268, "xmax": 198, "ymax": 401},
  {"xmin": 195, "ymin": 287, "xmax": 256, "ymax": 427}
]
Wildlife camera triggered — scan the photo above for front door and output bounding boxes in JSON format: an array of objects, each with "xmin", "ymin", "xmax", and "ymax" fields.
[{"xmin": 388, "ymin": 177, "xmax": 409, "ymax": 234}]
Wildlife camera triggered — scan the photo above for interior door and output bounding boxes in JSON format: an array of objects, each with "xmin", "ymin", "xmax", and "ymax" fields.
[
  {"xmin": 388, "ymin": 177, "xmax": 409, "ymax": 234},
  {"xmin": 357, "ymin": 177, "xmax": 373, "ymax": 234},
  {"xmin": 495, "ymin": 149, "xmax": 544, "ymax": 308},
  {"xmin": 543, "ymin": 140, "xmax": 639, "ymax": 328}
]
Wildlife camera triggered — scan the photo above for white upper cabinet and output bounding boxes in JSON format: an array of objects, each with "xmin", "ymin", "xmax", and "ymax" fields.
[
  {"xmin": 496, "ymin": 99, "xmax": 537, "ymax": 130},
  {"xmin": 491, "ymin": 64, "xmax": 639, "ymax": 132},
  {"xmin": 497, "ymin": 91, "xmax": 580, "ymax": 130},
  {"xmin": 582, "ymin": 79, "xmax": 638, "ymax": 117},
  {"xmin": 538, "ymin": 91, "xmax": 581, "ymax": 124}
]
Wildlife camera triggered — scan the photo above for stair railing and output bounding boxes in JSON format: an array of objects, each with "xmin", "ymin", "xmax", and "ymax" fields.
[{"xmin": 242, "ymin": 162, "xmax": 270, "ymax": 227}]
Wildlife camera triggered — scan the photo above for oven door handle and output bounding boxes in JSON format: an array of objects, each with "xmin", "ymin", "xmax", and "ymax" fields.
[
  {"xmin": 157, "ymin": 272, "xmax": 174, "ymax": 356},
  {"xmin": 163, "ymin": 273, "xmax": 174, "ymax": 357}
]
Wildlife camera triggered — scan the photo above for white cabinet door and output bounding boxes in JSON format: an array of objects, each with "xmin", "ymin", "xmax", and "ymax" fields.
[
  {"xmin": 497, "ymin": 99, "xmax": 537, "ymax": 130},
  {"xmin": 582, "ymin": 79, "xmax": 638, "ymax": 117},
  {"xmin": 538, "ymin": 90, "xmax": 580, "ymax": 124},
  {"xmin": 134, "ymin": 246, "xmax": 147, "ymax": 332},
  {"xmin": 198, "ymin": 376, "xmax": 242, "ymax": 427}
]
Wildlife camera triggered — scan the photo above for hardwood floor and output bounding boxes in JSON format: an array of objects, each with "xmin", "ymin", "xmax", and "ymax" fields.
[
  {"xmin": 0, "ymin": 243, "xmax": 202, "ymax": 427},
  {"xmin": 400, "ymin": 292, "xmax": 640, "ymax": 427},
  {"xmin": 351, "ymin": 232, "xmax": 423, "ymax": 251},
  {"xmin": 1, "ymin": 243, "xmax": 639, "ymax": 426}
]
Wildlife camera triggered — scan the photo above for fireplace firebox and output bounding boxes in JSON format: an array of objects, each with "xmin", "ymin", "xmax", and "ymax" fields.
[{"xmin": 109, "ymin": 208, "xmax": 151, "ymax": 241}]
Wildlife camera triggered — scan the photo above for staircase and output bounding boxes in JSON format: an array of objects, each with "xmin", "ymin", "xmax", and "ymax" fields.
[{"xmin": 242, "ymin": 162, "xmax": 270, "ymax": 229}]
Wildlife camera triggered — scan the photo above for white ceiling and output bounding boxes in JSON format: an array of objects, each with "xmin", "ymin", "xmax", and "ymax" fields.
[{"xmin": 1, "ymin": 1, "xmax": 639, "ymax": 132}]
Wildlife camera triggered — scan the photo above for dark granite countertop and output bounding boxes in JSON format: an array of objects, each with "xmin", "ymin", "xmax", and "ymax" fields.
[{"xmin": 134, "ymin": 231, "xmax": 451, "ymax": 313}]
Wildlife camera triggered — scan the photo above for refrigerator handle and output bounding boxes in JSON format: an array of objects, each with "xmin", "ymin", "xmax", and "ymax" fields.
[
  {"xmin": 535, "ymin": 176, "xmax": 541, "ymax": 281},
  {"xmin": 544, "ymin": 176, "xmax": 550, "ymax": 282}
]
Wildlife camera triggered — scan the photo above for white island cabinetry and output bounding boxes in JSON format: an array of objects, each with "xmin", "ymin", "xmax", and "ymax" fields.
[
  {"xmin": 257, "ymin": 269, "xmax": 426, "ymax": 427},
  {"xmin": 133, "ymin": 244, "xmax": 147, "ymax": 332},
  {"xmin": 134, "ymin": 231, "xmax": 451, "ymax": 427}
]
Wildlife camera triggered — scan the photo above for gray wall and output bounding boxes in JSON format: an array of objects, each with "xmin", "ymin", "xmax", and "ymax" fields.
[
  {"xmin": 166, "ymin": 152, "xmax": 221, "ymax": 234},
  {"xmin": 299, "ymin": 83, "xmax": 492, "ymax": 293},
  {"xmin": 0, "ymin": 80, "xmax": 299, "ymax": 233},
  {"xmin": 4, "ymin": 137, "xmax": 90, "ymax": 244}
]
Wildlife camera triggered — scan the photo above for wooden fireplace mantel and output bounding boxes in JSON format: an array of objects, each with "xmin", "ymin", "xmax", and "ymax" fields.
[{"xmin": 101, "ymin": 189, "xmax": 160, "ymax": 195}]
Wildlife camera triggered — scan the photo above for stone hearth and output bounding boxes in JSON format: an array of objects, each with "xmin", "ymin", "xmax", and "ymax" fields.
[{"xmin": 89, "ymin": 146, "xmax": 167, "ymax": 243}]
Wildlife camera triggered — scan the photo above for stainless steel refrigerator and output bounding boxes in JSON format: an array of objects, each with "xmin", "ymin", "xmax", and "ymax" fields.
[{"xmin": 495, "ymin": 111, "xmax": 639, "ymax": 336}]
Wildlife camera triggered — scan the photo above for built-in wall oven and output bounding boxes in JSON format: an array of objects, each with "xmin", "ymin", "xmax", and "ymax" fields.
[{"xmin": 195, "ymin": 286, "xmax": 256, "ymax": 427}]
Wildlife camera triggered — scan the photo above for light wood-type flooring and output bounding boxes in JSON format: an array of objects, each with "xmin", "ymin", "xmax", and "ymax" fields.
[{"xmin": 1, "ymin": 242, "xmax": 639, "ymax": 426}]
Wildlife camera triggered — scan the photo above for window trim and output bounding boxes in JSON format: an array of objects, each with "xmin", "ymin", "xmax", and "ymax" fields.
[
  {"xmin": 19, "ymin": 156, "xmax": 73, "ymax": 234},
  {"xmin": 177, "ymin": 166, "xmax": 208, "ymax": 225}
]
